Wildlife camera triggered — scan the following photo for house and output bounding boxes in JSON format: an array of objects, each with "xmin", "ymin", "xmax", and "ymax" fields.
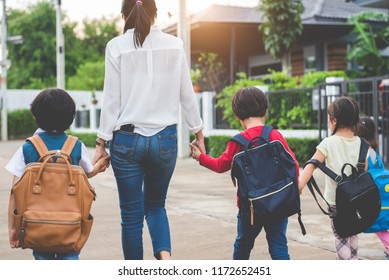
[
  {"xmin": 161, "ymin": 0, "xmax": 388, "ymax": 83},
  {"xmin": 349, "ymin": 0, "xmax": 389, "ymax": 8}
]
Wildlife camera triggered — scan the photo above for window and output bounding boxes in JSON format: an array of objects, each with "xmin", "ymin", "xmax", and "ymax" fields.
[
  {"xmin": 249, "ymin": 54, "xmax": 282, "ymax": 79},
  {"xmin": 304, "ymin": 46, "xmax": 317, "ymax": 73}
]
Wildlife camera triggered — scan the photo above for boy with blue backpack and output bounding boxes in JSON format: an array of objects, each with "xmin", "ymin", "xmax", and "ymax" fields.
[
  {"xmin": 190, "ymin": 87, "xmax": 300, "ymax": 260},
  {"xmin": 356, "ymin": 116, "xmax": 389, "ymax": 260}
]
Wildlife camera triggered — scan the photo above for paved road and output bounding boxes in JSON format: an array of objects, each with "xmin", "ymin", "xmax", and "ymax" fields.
[{"xmin": 0, "ymin": 140, "xmax": 386, "ymax": 260}]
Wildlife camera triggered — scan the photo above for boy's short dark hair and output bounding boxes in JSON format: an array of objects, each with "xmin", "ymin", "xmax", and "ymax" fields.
[
  {"xmin": 232, "ymin": 87, "xmax": 268, "ymax": 120},
  {"xmin": 30, "ymin": 88, "xmax": 76, "ymax": 132}
]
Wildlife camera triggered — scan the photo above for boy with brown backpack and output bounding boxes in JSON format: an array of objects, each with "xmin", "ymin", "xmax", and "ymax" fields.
[{"xmin": 5, "ymin": 88, "xmax": 110, "ymax": 260}]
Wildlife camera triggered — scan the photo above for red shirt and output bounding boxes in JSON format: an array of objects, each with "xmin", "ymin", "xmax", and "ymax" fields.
[{"xmin": 199, "ymin": 126, "xmax": 300, "ymax": 177}]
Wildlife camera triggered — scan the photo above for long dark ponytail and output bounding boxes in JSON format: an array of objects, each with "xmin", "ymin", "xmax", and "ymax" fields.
[
  {"xmin": 327, "ymin": 96, "xmax": 360, "ymax": 135},
  {"xmin": 121, "ymin": 0, "xmax": 157, "ymax": 48}
]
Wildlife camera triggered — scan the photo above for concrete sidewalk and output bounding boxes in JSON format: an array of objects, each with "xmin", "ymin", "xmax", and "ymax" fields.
[{"xmin": 0, "ymin": 140, "xmax": 386, "ymax": 260}]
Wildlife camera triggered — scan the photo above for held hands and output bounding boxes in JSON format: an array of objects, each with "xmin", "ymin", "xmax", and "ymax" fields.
[
  {"xmin": 189, "ymin": 143, "xmax": 202, "ymax": 161},
  {"xmin": 92, "ymin": 141, "xmax": 110, "ymax": 170},
  {"xmin": 95, "ymin": 154, "xmax": 111, "ymax": 173}
]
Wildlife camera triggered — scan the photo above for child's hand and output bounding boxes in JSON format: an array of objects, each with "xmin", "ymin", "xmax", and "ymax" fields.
[
  {"xmin": 96, "ymin": 154, "xmax": 111, "ymax": 173},
  {"xmin": 9, "ymin": 228, "xmax": 19, "ymax": 248},
  {"xmin": 298, "ymin": 179, "xmax": 305, "ymax": 195},
  {"xmin": 189, "ymin": 143, "xmax": 202, "ymax": 161}
]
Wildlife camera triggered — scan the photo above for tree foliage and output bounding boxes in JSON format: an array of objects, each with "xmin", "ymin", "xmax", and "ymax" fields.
[
  {"xmin": 7, "ymin": 2, "xmax": 57, "ymax": 88},
  {"xmin": 217, "ymin": 70, "xmax": 349, "ymax": 130},
  {"xmin": 195, "ymin": 52, "xmax": 228, "ymax": 93},
  {"xmin": 80, "ymin": 17, "xmax": 120, "ymax": 62},
  {"xmin": 347, "ymin": 11, "xmax": 389, "ymax": 77},
  {"xmin": 67, "ymin": 60, "xmax": 105, "ymax": 92},
  {"xmin": 259, "ymin": 0, "xmax": 304, "ymax": 60},
  {"xmin": 6, "ymin": 1, "xmax": 120, "ymax": 90}
]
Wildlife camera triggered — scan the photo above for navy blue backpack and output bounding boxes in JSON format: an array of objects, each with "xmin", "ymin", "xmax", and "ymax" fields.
[{"xmin": 230, "ymin": 126, "xmax": 305, "ymax": 235}]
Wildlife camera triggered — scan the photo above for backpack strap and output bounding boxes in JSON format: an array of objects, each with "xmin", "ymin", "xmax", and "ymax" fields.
[
  {"xmin": 27, "ymin": 135, "xmax": 78, "ymax": 163},
  {"xmin": 27, "ymin": 135, "xmax": 49, "ymax": 158},
  {"xmin": 231, "ymin": 133, "xmax": 250, "ymax": 147},
  {"xmin": 357, "ymin": 138, "xmax": 369, "ymax": 172},
  {"xmin": 260, "ymin": 125, "xmax": 273, "ymax": 140},
  {"xmin": 306, "ymin": 159, "xmax": 342, "ymax": 183},
  {"xmin": 304, "ymin": 160, "xmax": 332, "ymax": 216},
  {"xmin": 61, "ymin": 135, "xmax": 78, "ymax": 158}
]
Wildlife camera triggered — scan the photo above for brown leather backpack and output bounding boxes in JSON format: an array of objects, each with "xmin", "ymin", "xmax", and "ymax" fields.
[{"xmin": 11, "ymin": 135, "xmax": 96, "ymax": 253}]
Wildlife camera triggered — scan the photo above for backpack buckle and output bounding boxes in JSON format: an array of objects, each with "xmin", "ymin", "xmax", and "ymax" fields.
[
  {"xmin": 334, "ymin": 175, "xmax": 342, "ymax": 183},
  {"xmin": 357, "ymin": 162, "xmax": 365, "ymax": 171}
]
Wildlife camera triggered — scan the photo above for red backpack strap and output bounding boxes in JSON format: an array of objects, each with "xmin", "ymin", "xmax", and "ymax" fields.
[{"xmin": 27, "ymin": 135, "xmax": 49, "ymax": 158}]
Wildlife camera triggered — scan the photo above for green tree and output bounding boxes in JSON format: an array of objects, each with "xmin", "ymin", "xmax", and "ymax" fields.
[
  {"xmin": 259, "ymin": 0, "xmax": 304, "ymax": 72},
  {"xmin": 7, "ymin": 1, "xmax": 119, "ymax": 89},
  {"xmin": 7, "ymin": 2, "xmax": 57, "ymax": 88},
  {"xmin": 347, "ymin": 11, "xmax": 389, "ymax": 77},
  {"xmin": 63, "ymin": 21, "xmax": 85, "ymax": 79},
  {"xmin": 196, "ymin": 52, "xmax": 228, "ymax": 93},
  {"xmin": 80, "ymin": 17, "xmax": 120, "ymax": 62},
  {"xmin": 67, "ymin": 60, "xmax": 105, "ymax": 93}
]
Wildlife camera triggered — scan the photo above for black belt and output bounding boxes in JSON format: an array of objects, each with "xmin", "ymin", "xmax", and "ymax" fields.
[{"xmin": 120, "ymin": 124, "xmax": 135, "ymax": 132}]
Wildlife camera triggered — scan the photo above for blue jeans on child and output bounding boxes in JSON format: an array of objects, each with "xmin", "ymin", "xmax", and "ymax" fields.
[
  {"xmin": 33, "ymin": 251, "xmax": 80, "ymax": 260},
  {"xmin": 233, "ymin": 209, "xmax": 290, "ymax": 260},
  {"xmin": 110, "ymin": 125, "xmax": 177, "ymax": 260}
]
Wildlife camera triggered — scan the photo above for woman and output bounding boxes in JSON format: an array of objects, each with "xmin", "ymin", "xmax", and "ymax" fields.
[{"xmin": 93, "ymin": 0, "xmax": 205, "ymax": 260}]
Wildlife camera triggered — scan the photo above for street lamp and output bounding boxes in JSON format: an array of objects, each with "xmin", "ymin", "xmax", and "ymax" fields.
[
  {"xmin": 1, "ymin": 0, "xmax": 9, "ymax": 141},
  {"xmin": 53, "ymin": 0, "xmax": 65, "ymax": 89},
  {"xmin": 0, "ymin": 0, "xmax": 23, "ymax": 141}
]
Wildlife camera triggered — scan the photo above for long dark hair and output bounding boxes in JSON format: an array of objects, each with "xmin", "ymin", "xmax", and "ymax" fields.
[
  {"xmin": 327, "ymin": 96, "xmax": 359, "ymax": 135},
  {"xmin": 121, "ymin": 0, "xmax": 157, "ymax": 48}
]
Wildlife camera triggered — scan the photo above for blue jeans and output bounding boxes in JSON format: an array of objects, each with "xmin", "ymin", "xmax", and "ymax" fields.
[
  {"xmin": 233, "ymin": 209, "xmax": 290, "ymax": 260},
  {"xmin": 110, "ymin": 125, "xmax": 177, "ymax": 260},
  {"xmin": 33, "ymin": 251, "xmax": 80, "ymax": 260}
]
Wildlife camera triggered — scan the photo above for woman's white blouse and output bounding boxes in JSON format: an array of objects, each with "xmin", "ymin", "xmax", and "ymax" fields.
[{"xmin": 97, "ymin": 26, "xmax": 203, "ymax": 140}]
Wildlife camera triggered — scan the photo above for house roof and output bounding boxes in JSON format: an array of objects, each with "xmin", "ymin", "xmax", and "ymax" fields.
[
  {"xmin": 160, "ymin": 0, "xmax": 388, "ymax": 31},
  {"xmin": 302, "ymin": 0, "xmax": 387, "ymax": 24}
]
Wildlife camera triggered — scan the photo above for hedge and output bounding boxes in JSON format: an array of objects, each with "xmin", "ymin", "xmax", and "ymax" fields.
[
  {"xmin": 4, "ymin": 109, "xmax": 38, "ymax": 140},
  {"xmin": 67, "ymin": 131, "xmax": 97, "ymax": 147}
]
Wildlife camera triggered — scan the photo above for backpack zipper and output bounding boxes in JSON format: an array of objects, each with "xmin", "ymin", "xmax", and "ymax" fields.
[
  {"xmin": 23, "ymin": 218, "xmax": 81, "ymax": 225},
  {"xmin": 248, "ymin": 181, "xmax": 294, "ymax": 225}
]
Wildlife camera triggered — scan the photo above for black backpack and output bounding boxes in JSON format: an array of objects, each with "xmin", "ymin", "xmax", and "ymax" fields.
[
  {"xmin": 305, "ymin": 138, "xmax": 381, "ymax": 238},
  {"xmin": 231, "ymin": 126, "xmax": 306, "ymax": 235}
]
